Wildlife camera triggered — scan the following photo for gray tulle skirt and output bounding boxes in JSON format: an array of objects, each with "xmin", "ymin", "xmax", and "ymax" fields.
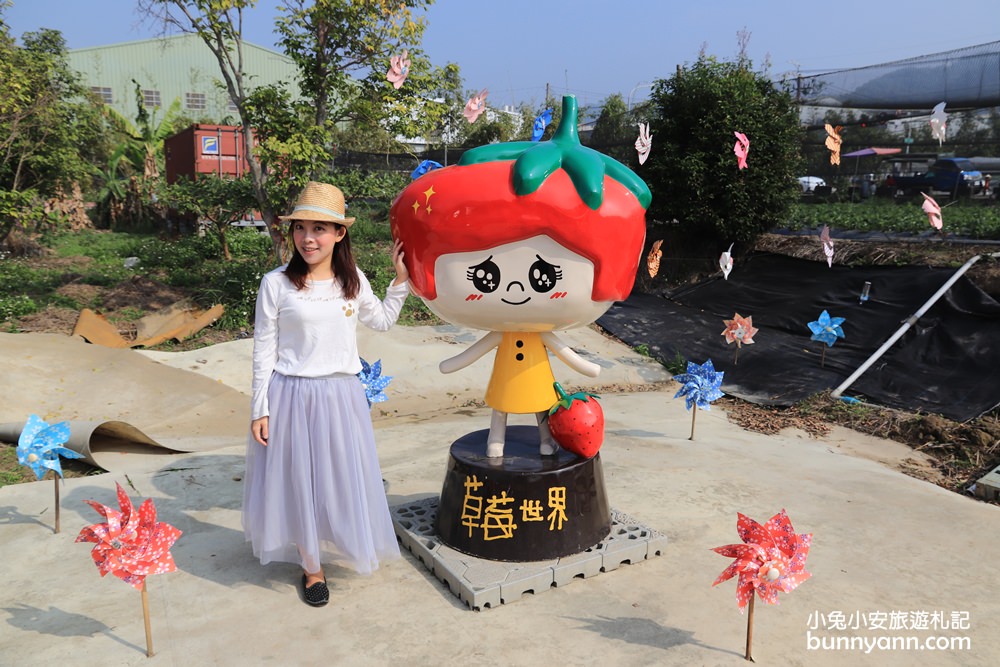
[{"xmin": 242, "ymin": 372, "xmax": 400, "ymax": 575}]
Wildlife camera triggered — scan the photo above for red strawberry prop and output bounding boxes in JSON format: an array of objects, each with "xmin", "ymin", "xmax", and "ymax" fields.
[{"xmin": 548, "ymin": 382, "xmax": 604, "ymax": 458}]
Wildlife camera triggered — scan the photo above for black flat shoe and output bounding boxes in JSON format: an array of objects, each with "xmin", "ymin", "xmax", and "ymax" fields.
[{"xmin": 302, "ymin": 574, "xmax": 329, "ymax": 607}]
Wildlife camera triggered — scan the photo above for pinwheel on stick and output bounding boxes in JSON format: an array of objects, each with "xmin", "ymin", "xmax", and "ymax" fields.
[
  {"xmin": 807, "ymin": 310, "xmax": 845, "ymax": 367},
  {"xmin": 673, "ymin": 359, "xmax": 725, "ymax": 440},
  {"xmin": 76, "ymin": 482, "xmax": 182, "ymax": 657},
  {"xmin": 713, "ymin": 510, "xmax": 812, "ymax": 661},
  {"xmin": 722, "ymin": 313, "xmax": 758, "ymax": 365},
  {"xmin": 16, "ymin": 413, "xmax": 83, "ymax": 533}
]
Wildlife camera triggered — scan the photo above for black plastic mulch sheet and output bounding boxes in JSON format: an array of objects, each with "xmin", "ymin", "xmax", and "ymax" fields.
[{"xmin": 597, "ymin": 253, "xmax": 1000, "ymax": 422}]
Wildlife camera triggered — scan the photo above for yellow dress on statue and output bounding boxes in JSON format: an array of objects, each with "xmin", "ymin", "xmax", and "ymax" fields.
[{"xmin": 485, "ymin": 332, "xmax": 558, "ymax": 414}]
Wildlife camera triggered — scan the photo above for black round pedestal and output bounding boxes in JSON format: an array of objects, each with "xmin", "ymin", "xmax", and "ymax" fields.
[{"xmin": 435, "ymin": 425, "xmax": 611, "ymax": 561}]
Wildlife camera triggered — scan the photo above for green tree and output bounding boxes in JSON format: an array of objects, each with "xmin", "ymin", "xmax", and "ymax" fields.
[
  {"xmin": 587, "ymin": 93, "xmax": 632, "ymax": 164},
  {"xmin": 159, "ymin": 174, "xmax": 256, "ymax": 260},
  {"xmin": 645, "ymin": 54, "xmax": 801, "ymax": 267},
  {"xmin": 139, "ymin": 0, "xmax": 450, "ymax": 260},
  {"xmin": 0, "ymin": 22, "xmax": 109, "ymax": 197}
]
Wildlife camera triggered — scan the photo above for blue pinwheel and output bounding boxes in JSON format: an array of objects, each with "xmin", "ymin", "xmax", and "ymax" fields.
[
  {"xmin": 410, "ymin": 159, "xmax": 443, "ymax": 180},
  {"xmin": 17, "ymin": 413, "xmax": 83, "ymax": 533},
  {"xmin": 807, "ymin": 310, "xmax": 845, "ymax": 367},
  {"xmin": 16, "ymin": 413, "xmax": 81, "ymax": 480},
  {"xmin": 807, "ymin": 310, "xmax": 845, "ymax": 347},
  {"xmin": 531, "ymin": 108, "xmax": 553, "ymax": 142},
  {"xmin": 673, "ymin": 359, "xmax": 725, "ymax": 440},
  {"xmin": 358, "ymin": 358, "xmax": 392, "ymax": 407}
]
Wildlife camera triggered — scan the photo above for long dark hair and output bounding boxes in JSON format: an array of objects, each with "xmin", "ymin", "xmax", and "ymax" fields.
[{"xmin": 283, "ymin": 224, "xmax": 360, "ymax": 299}]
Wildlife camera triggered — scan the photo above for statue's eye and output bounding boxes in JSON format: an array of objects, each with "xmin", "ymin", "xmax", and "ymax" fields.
[
  {"xmin": 528, "ymin": 255, "xmax": 562, "ymax": 293},
  {"xmin": 466, "ymin": 257, "xmax": 500, "ymax": 293}
]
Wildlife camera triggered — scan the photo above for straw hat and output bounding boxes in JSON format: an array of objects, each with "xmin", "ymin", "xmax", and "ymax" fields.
[{"xmin": 279, "ymin": 181, "xmax": 355, "ymax": 227}]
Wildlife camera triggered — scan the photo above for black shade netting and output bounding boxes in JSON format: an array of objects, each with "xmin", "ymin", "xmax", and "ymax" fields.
[{"xmin": 597, "ymin": 253, "xmax": 1000, "ymax": 422}]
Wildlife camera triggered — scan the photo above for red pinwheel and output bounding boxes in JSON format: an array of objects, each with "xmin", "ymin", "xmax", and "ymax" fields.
[
  {"xmin": 77, "ymin": 482, "xmax": 181, "ymax": 588},
  {"xmin": 733, "ymin": 131, "xmax": 749, "ymax": 169},
  {"xmin": 713, "ymin": 510, "xmax": 812, "ymax": 661},
  {"xmin": 77, "ymin": 482, "xmax": 182, "ymax": 656}
]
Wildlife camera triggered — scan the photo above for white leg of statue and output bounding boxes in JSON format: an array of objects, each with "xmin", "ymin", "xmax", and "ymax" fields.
[
  {"xmin": 486, "ymin": 409, "xmax": 507, "ymax": 458},
  {"xmin": 537, "ymin": 410, "xmax": 559, "ymax": 455}
]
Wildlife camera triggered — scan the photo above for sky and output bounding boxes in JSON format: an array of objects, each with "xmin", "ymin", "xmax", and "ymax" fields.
[{"xmin": 5, "ymin": 0, "xmax": 996, "ymax": 110}]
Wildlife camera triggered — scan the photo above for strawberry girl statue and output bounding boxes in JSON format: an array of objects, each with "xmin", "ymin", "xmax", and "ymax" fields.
[{"xmin": 391, "ymin": 95, "xmax": 650, "ymax": 459}]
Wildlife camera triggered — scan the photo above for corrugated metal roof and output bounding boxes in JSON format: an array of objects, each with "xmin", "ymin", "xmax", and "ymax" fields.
[{"xmin": 67, "ymin": 34, "xmax": 300, "ymax": 122}]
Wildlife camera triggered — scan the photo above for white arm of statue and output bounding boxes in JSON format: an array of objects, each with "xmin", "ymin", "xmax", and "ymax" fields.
[
  {"xmin": 541, "ymin": 331, "xmax": 601, "ymax": 377},
  {"xmin": 439, "ymin": 331, "xmax": 502, "ymax": 374}
]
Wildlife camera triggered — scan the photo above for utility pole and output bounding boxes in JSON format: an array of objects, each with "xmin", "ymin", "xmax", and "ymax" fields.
[{"xmin": 545, "ymin": 82, "xmax": 550, "ymax": 103}]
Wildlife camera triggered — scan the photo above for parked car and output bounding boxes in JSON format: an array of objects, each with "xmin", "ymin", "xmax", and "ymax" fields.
[
  {"xmin": 882, "ymin": 158, "xmax": 984, "ymax": 197},
  {"xmin": 797, "ymin": 176, "xmax": 826, "ymax": 192}
]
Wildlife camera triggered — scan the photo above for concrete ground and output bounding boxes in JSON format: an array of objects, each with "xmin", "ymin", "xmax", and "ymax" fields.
[{"xmin": 0, "ymin": 325, "xmax": 997, "ymax": 666}]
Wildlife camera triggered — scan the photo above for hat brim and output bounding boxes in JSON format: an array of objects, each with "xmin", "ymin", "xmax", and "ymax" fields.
[{"xmin": 278, "ymin": 211, "xmax": 355, "ymax": 226}]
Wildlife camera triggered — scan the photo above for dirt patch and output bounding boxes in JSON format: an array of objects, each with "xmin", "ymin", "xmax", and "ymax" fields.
[
  {"xmin": 14, "ymin": 304, "xmax": 82, "ymax": 335},
  {"xmin": 99, "ymin": 275, "xmax": 191, "ymax": 312}
]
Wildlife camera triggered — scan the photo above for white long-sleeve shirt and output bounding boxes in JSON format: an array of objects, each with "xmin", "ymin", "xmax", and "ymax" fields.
[{"xmin": 250, "ymin": 265, "xmax": 409, "ymax": 419}]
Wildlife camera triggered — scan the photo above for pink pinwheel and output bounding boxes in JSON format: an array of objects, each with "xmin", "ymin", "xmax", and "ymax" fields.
[
  {"xmin": 77, "ymin": 482, "xmax": 181, "ymax": 590},
  {"xmin": 722, "ymin": 313, "xmax": 758, "ymax": 365},
  {"xmin": 463, "ymin": 88, "xmax": 488, "ymax": 123},
  {"xmin": 819, "ymin": 224, "xmax": 834, "ymax": 268},
  {"xmin": 733, "ymin": 131, "xmax": 749, "ymax": 169},
  {"xmin": 385, "ymin": 49, "xmax": 411, "ymax": 89},
  {"xmin": 719, "ymin": 243, "xmax": 734, "ymax": 280},
  {"xmin": 713, "ymin": 510, "xmax": 812, "ymax": 660},
  {"xmin": 635, "ymin": 122, "xmax": 652, "ymax": 165},
  {"xmin": 921, "ymin": 192, "xmax": 942, "ymax": 230}
]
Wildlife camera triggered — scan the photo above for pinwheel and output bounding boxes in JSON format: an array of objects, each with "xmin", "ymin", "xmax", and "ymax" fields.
[
  {"xmin": 921, "ymin": 192, "xmax": 942, "ymax": 230},
  {"xmin": 385, "ymin": 49, "xmax": 410, "ymax": 89},
  {"xmin": 531, "ymin": 108, "xmax": 553, "ymax": 141},
  {"xmin": 77, "ymin": 482, "xmax": 182, "ymax": 657},
  {"xmin": 722, "ymin": 313, "xmax": 758, "ymax": 364},
  {"xmin": 646, "ymin": 239, "xmax": 663, "ymax": 278},
  {"xmin": 463, "ymin": 88, "xmax": 488, "ymax": 123},
  {"xmin": 673, "ymin": 359, "xmax": 725, "ymax": 439},
  {"xmin": 16, "ymin": 413, "xmax": 83, "ymax": 533},
  {"xmin": 733, "ymin": 131, "xmax": 749, "ymax": 169},
  {"xmin": 635, "ymin": 122, "xmax": 652, "ymax": 165},
  {"xmin": 819, "ymin": 225, "xmax": 834, "ymax": 268},
  {"xmin": 712, "ymin": 510, "xmax": 812, "ymax": 661},
  {"xmin": 719, "ymin": 243, "xmax": 734, "ymax": 280},
  {"xmin": 358, "ymin": 357, "xmax": 392, "ymax": 407},
  {"xmin": 410, "ymin": 159, "xmax": 443, "ymax": 180},
  {"xmin": 929, "ymin": 102, "xmax": 947, "ymax": 145},
  {"xmin": 824, "ymin": 123, "xmax": 842, "ymax": 166},
  {"xmin": 807, "ymin": 309, "xmax": 845, "ymax": 366}
]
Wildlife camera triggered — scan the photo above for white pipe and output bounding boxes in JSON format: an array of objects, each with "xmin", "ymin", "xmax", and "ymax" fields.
[{"xmin": 831, "ymin": 251, "xmax": 1000, "ymax": 399}]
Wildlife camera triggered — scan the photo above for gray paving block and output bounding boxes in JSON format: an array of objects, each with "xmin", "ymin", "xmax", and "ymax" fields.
[
  {"xmin": 390, "ymin": 496, "xmax": 667, "ymax": 611},
  {"xmin": 500, "ymin": 566, "xmax": 556, "ymax": 604},
  {"xmin": 550, "ymin": 548, "xmax": 604, "ymax": 586}
]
